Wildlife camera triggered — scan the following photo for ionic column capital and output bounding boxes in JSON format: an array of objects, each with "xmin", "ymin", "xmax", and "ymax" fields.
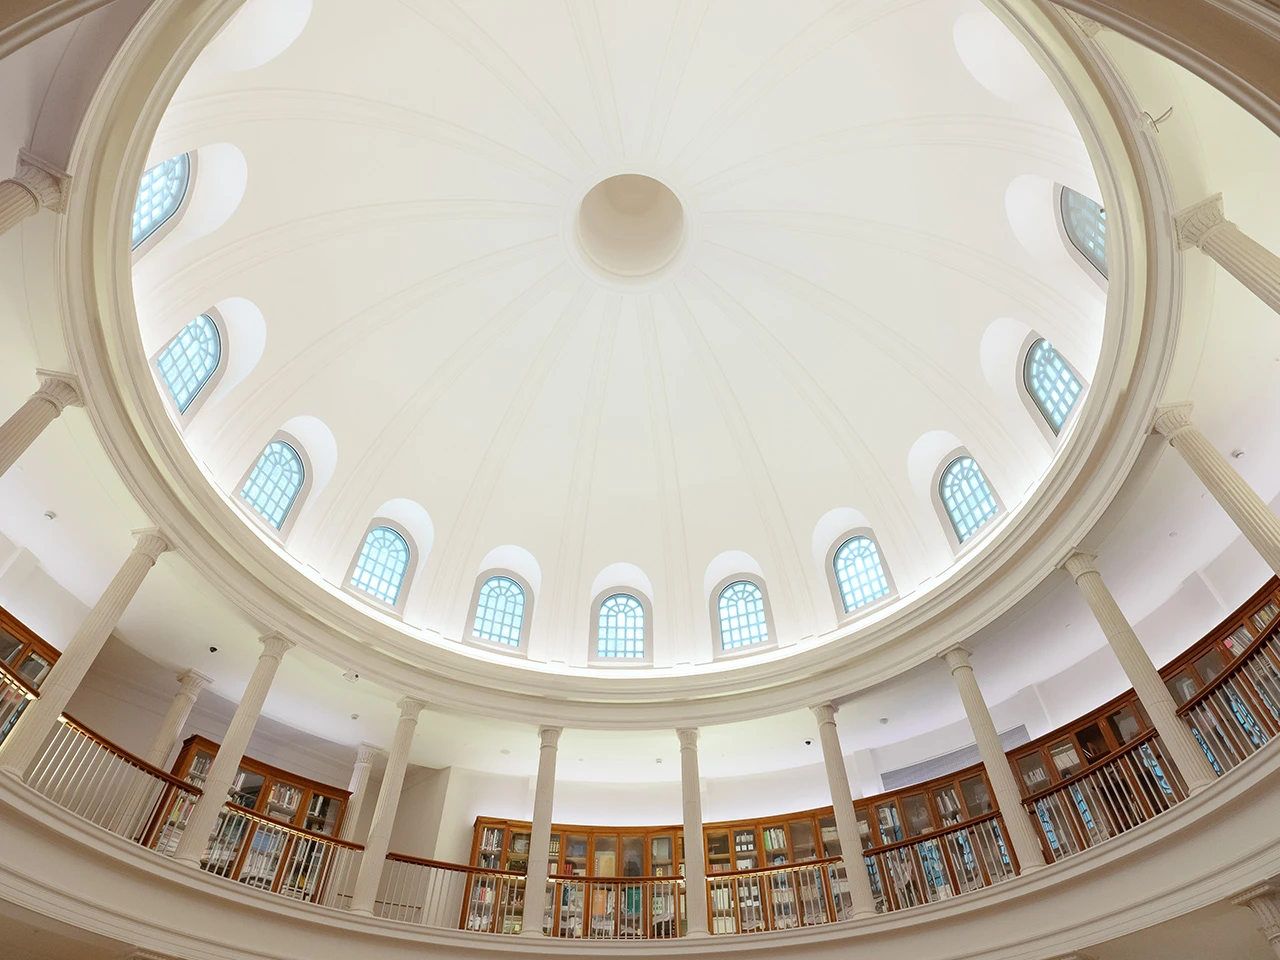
[
  {"xmin": 176, "ymin": 669, "xmax": 213, "ymax": 697},
  {"xmin": 396, "ymin": 696, "xmax": 426, "ymax": 721},
  {"xmin": 676, "ymin": 726, "xmax": 700, "ymax": 750},
  {"xmin": 354, "ymin": 741, "xmax": 381, "ymax": 765},
  {"xmin": 130, "ymin": 527, "xmax": 171, "ymax": 563},
  {"xmin": 538, "ymin": 724, "xmax": 562, "ymax": 748},
  {"xmin": 33, "ymin": 369, "xmax": 82, "ymax": 412},
  {"xmin": 1062, "ymin": 550, "xmax": 1100, "ymax": 581},
  {"xmin": 940, "ymin": 644, "xmax": 971, "ymax": 673},
  {"xmin": 14, "ymin": 150, "xmax": 71, "ymax": 213},
  {"xmin": 1174, "ymin": 193, "xmax": 1227, "ymax": 251},
  {"xmin": 1152, "ymin": 401, "xmax": 1196, "ymax": 439},
  {"xmin": 258, "ymin": 631, "xmax": 296, "ymax": 661},
  {"xmin": 809, "ymin": 701, "xmax": 838, "ymax": 726}
]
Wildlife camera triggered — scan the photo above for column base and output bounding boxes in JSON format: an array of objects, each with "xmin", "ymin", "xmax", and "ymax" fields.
[
  {"xmin": 173, "ymin": 855, "xmax": 203, "ymax": 869},
  {"xmin": 851, "ymin": 908, "xmax": 879, "ymax": 920},
  {"xmin": 518, "ymin": 927, "xmax": 545, "ymax": 938},
  {"xmin": 1017, "ymin": 861, "xmax": 1047, "ymax": 874},
  {"xmin": 1188, "ymin": 776, "xmax": 1218, "ymax": 797},
  {"xmin": 348, "ymin": 907, "xmax": 375, "ymax": 918},
  {"xmin": 684, "ymin": 929, "xmax": 712, "ymax": 939}
]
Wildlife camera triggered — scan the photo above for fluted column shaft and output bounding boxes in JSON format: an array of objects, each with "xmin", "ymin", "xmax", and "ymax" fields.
[
  {"xmin": 174, "ymin": 634, "xmax": 295, "ymax": 865},
  {"xmin": 0, "ymin": 529, "xmax": 169, "ymax": 777},
  {"xmin": 520, "ymin": 725, "xmax": 561, "ymax": 937},
  {"xmin": 0, "ymin": 153, "xmax": 68, "ymax": 236},
  {"xmin": 1233, "ymin": 883, "xmax": 1280, "ymax": 958},
  {"xmin": 0, "ymin": 371, "xmax": 81, "ymax": 479},
  {"xmin": 1064, "ymin": 552, "xmax": 1218, "ymax": 791},
  {"xmin": 1177, "ymin": 194, "xmax": 1280, "ymax": 315},
  {"xmin": 810, "ymin": 703, "xmax": 878, "ymax": 917},
  {"xmin": 349, "ymin": 698, "xmax": 424, "ymax": 914},
  {"xmin": 1154, "ymin": 402, "xmax": 1280, "ymax": 578},
  {"xmin": 339, "ymin": 742, "xmax": 380, "ymax": 842},
  {"xmin": 677, "ymin": 727, "xmax": 710, "ymax": 936},
  {"xmin": 144, "ymin": 670, "xmax": 212, "ymax": 768},
  {"xmin": 942, "ymin": 647, "xmax": 1046, "ymax": 872}
]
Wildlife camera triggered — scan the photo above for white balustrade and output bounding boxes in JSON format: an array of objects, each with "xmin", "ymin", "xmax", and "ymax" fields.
[
  {"xmin": 863, "ymin": 815, "xmax": 1017, "ymax": 913},
  {"xmin": 550, "ymin": 875, "xmax": 685, "ymax": 939},
  {"xmin": 708, "ymin": 859, "xmax": 841, "ymax": 934},
  {"xmin": 1178, "ymin": 629, "xmax": 1280, "ymax": 773}
]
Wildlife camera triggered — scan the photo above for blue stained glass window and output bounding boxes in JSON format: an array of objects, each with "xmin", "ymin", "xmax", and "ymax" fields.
[
  {"xmin": 240, "ymin": 440, "xmax": 305, "ymax": 530},
  {"xmin": 1061, "ymin": 186, "xmax": 1107, "ymax": 278},
  {"xmin": 132, "ymin": 154, "xmax": 191, "ymax": 249},
  {"xmin": 472, "ymin": 575, "xmax": 526, "ymax": 646},
  {"xmin": 156, "ymin": 313, "xmax": 221, "ymax": 413},
  {"xmin": 350, "ymin": 526, "xmax": 410, "ymax": 606},
  {"xmin": 939, "ymin": 456, "xmax": 999, "ymax": 544},
  {"xmin": 1023, "ymin": 339, "xmax": 1082, "ymax": 434},
  {"xmin": 718, "ymin": 580, "xmax": 770, "ymax": 650},
  {"xmin": 597, "ymin": 593, "xmax": 645, "ymax": 658},
  {"xmin": 833, "ymin": 536, "xmax": 890, "ymax": 613}
]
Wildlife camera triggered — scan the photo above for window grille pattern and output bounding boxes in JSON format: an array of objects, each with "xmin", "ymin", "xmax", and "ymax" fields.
[
  {"xmin": 349, "ymin": 526, "xmax": 410, "ymax": 605},
  {"xmin": 1060, "ymin": 187, "xmax": 1107, "ymax": 278},
  {"xmin": 1023, "ymin": 339, "xmax": 1082, "ymax": 434},
  {"xmin": 718, "ymin": 580, "xmax": 770, "ymax": 650},
  {"xmin": 132, "ymin": 153, "xmax": 191, "ymax": 249},
  {"xmin": 472, "ymin": 576, "xmax": 526, "ymax": 647},
  {"xmin": 833, "ymin": 536, "xmax": 891, "ymax": 613},
  {"xmin": 240, "ymin": 440, "xmax": 305, "ymax": 530},
  {"xmin": 156, "ymin": 313, "xmax": 221, "ymax": 413},
  {"xmin": 939, "ymin": 456, "xmax": 999, "ymax": 543},
  {"xmin": 597, "ymin": 593, "xmax": 645, "ymax": 658}
]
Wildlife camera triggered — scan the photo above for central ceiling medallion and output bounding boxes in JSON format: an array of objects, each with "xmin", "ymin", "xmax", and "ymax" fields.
[{"xmin": 570, "ymin": 173, "xmax": 690, "ymax": 288}]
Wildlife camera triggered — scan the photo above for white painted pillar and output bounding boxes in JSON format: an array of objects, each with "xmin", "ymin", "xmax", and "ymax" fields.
[
  {"xmin": 173, "ymin": 634, "xmax": 295, "ymax": 866},
  {"xmin": 0, "ymin": 152, "xmax": 69, "ymax": 236},
  {"xmin": 1233, "ymin": 883, "xmax": 1280, "ymax": 959},
  {"xmin": 1154, "ymin": 402, "xmax": 1280, "ymax": 578},
  {"xmin": 0, "ymin": 370, "xmax": 81, "ymax": 479},
  {"xmin": 677, "ymin": 727, "xmax": 710, "ymax": 936},
  {"xmin": 1176, "ymin": 194, "xmax": 1280, "ymax": 315},
  {"xmin": 349, "ymin": 697, "xmax": 424, "ymax": 915},
  {"xmin": 810, "ymin": 702, "xmax": 878, "ymax": 917},
  {"xmin": 520, "ymin": 725, "xmax": 561, "ymax": 937},
  {"xmin": 339, "ymin": 742, "xmax": 380, "ymax": 843},
  {"xmin": 0, "ymin": 529, "xmax": 169, "ymax": 778},
  {"xmin": 144, "ymin": 670, "xmax": 212, "ymax": 768},
  {"xmin": 1063, "ymin": 551, "xmax": 1219, "ymax": 791},
  {"xmin": 941, "ymin": 646, "xmax": 1046, "ymax": 872}
]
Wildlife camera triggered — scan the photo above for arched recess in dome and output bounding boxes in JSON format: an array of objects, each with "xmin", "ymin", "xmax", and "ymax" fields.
[
  {"xmin": 1005, "ymin": 173, "xmax": 1106, "ymax": 297},
  {"xmin": 463, "ymin": 545, "xmax": 541, "ymax": 656},
  {"xmin": 342, "ymin": 498, "xmax": 433, "ymax": 618},
  {"xmin": 150, "ymin": 311, "xmax": 222, "ymax": 421},
  {"xmin": 978, "ymin": 317, "xmax": 1084, "ymax": 452},
  {"xmin": 130, "ymin": 142, "xmax": 246, "ymax": 264},
  {"xmin": 589, "ymin": 563, "xmax": 655, "ymax": 665},
  {"xmin": 952, "ymin": 8, "xmax": 1057, "ymax": 105},
  {"xmin": 190, "ymin": 0, "xmax": 312, "ymax": 74},
  {"xmin": 703, "ymin": 552, "xmax": 775, "ymax": 658},
  {"xmin": 907, "ymin": 431, "xmax": 1004, "ymax": 556},
  {"xmin": 1057, "ymin": 185, "xmax": 1109, "ymax": 289},
  {"xmin": 810, "ymin": 509, "xmax": 897, "ymax": 621},
  {"xmin": 233, "ymin": 415, "xmax": 335, "ymax": 542}
]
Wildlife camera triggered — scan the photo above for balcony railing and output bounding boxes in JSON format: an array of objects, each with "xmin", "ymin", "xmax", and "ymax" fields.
[
  {"xmin": 549, "ymin": 875, "xmax": 684, "ymax": 939},
  {"xmin": 708, "ymin": 858, "xmax": 846, "ymax": 934},
  {"xmin": 26, "ymin": 714, "xmax": 200, "ymax": 853},
  {"xmin": 199, "ymin": 802, "xmax": 363, "ymax": 905},
  {"xmin": 1178, "ymin": 627, "xmax": 1280, "ymax": 774},
  {"xmin": 0, "ymin": 660, "xmax": 37, "ymax": 748},
  {"xmin": 375, "ymin": 853, "xmax": 524, "ymax": 931},
  {"xmin": 866, "ymin": 813, "xmax": 1018, "ymax": 911},
  {"xmin": 1025, "ymin": 734, "xmax": 1187, "ymax": 862}
]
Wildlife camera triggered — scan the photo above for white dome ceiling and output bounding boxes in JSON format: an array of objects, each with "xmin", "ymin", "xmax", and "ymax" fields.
[{"xmin": 133, "ymin": 0, "xmax": 1108, "ymax": 671}]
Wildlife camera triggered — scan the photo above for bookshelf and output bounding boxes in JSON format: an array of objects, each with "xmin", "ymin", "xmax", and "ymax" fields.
[{"xmin": 0, "ymin": 604, "xmax": 60, "ymax": 692}]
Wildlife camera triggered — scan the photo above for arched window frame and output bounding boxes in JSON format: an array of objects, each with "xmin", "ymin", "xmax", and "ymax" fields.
[
  {"xmin": 235, "ymin": 430, "xmax": 314, "ymax": 540},
  {"xmin": 588, "ymin": 588, "xmax": 654, "ymax": 665},
  {"xmin": 824, "ymin": 528, "xmax": 897, "ymax": 620},
  {"xmin": 1055, "ymin": 183, "xmax": 1107, "ymax": 291},
  {"xmin": 932, "ymin": 447, "xmax": 1004, "ymax": 553},
  {"xmin": 150, "ymin": 307, "xmax": 228, "ymax": 423},
  {"xmin": 464, "ymin": 568, "xmax": 534, "ymax": 656},
  {"xmin": 131, "ymin": 151, "xmax": 197, "ymax": 261},
  {"xmin": 1017, "ymin": 332, "xmax": 1087, "ymax": 443},
  {"xmin": 342, "ymin": 518, "xmax": 418, "ymax": 614},
  {"xmin": 710, "ymin": 573, "xmax": 776, "ymax": 659}
]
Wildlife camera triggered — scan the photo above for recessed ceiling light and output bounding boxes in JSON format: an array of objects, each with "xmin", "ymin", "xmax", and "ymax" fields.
[
  {"xmin": 500, "ymin": 748, "xmax": 510, "ymax": 755},
  {"xmin": 1169, "ymin": 531, "xmax": 1178, "ymax": 537},
  {"xmin": 879, "ymin": 717, "xmax": 889, "ymax": 725},
  {"xmin": 655, "ymin": 757, "xmax": 663, "ymax": 763},
  {"xmin": 43, "ymin": 511, "xmax": 56, "ymax": 520},
  {"xmin": 350, "ymin": 713, "xmax": 359, "ymax": 720},
  {"xmin": 1231, "ymin": 449, "xmax": 1245, "ymax": 459}
]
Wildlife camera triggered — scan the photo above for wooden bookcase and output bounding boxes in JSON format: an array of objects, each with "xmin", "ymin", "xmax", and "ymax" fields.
[
  {"xmin": 171, "ymin": 735, "xmax": 350, "ymax": 836},
  {"xmin": 0, "ymin": 604, "xmax": 60, "ymax": 692}
]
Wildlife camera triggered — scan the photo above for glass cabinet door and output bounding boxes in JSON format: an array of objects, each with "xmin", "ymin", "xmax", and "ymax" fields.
[
  {"xmin": 1166, "ymin": 670, "xmax": 1201, "ymax": 706},
  {"xmin": 1016, "ymin": 753, "xmax": 1051, "ymax": 792},
  {"xmin": 1048, "ymin": 739, "xmax": 1084, "ymax": 779},
  {"xmin": 548, "ymin": 833, "xmax": 562, "ymax": 873},
  {"xmin": 761, "ymin": 824, "xmax": 789, "ymax": 864},
  {"xmin": 817, "ymin": 815, "xmax": 840, "ymax": 857},
  {"xmin": 0, "ymin": 630, "xmax": 22, "ymax": 665},
  {"xmin": 620, "ymin": 836, "xmax": 644, "ymax": 876},
  {"xmin": 230, "ymin": 768, "xmax": 265, "ymax": 809},
  {"xmin": 564, "ymin": 834, "xmax": 588, "ymax": 875},
  {"xmin": 15, "ymin": 651, "xmax": 50, "ymax": 688},
  {"xmin": 901, "ymin": 794, "xmax": 933, "ymax": 837},
  {"xmin": 874, "ymin": 802, "xmax": 903, "ymax": 844},
  {"xmin": 649, "ymin": 834, "xmax": 674, "ymax": 875},
  {"xmin": 855, "ymin": 808, "xmax": 874, "ymax": 850},
  {"xmin": 789, "ymin": 820, "xmax": 817, "ymax": 860},
  {"xmin": 705, "ymin": 829, "xmax": 732, "ymax": 873},
  {"xmin": 959, "ymin": 775, "xmax": 993, "ymax": 816},
  {"xmin": 264, "ymin": 780, "xmax": 303, "ymax": 823},
  {"xmin": 733, "ymin": 828, "xmax": 759, "ymax": 869},
  {"xmin": 304, "ymin": 793, "xmax": 341, "ymax": 835},
  {"xmin": 507, "ymin": 830, "xmax": 531, "ymax": 873},
  {"xmin": 932, "ymin": 784, "xmax": 964, "ymax": 826}
]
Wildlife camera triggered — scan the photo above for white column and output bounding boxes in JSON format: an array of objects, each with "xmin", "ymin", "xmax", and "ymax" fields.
[
  {"xmin": 1063, "ymin": 551, "xmax": 1219, "ymax": 791},
  {"xmin": 810, "ymin": 703, "xmax": 878, "ymax": 917},
  {"xmin": 941, "ymin": 646, "xmax": 1046, "ymax": 872},
  {"xmin": 0, "ymin": 528, "xmax": 169, "ymax": 778},
  {"xmin": 0, "ymin": 151, "xmax": 69, "ymax": 236},
  {"xmin": 0, "ymin": 370, "xmax": 81, "ymax": 479},
  {"xmin": 1233, "ymin": 883, "xmax": 1280, "ymax": 959},
  {"xmin": 677, "ymin": 727, "xmax": 710, "ymax": 936},
  {"xmin": 520, "ymin": 725, "xmax": 561, "ymax": 937},
  {"xmin": 339, "ymin": 742, "xmax": 380, "ymax": 842},
  {"xmin": 173, "ymin": 633, "xmax": 295, "ymax": 866},
  {"xmin": 1154, "ymin": 401, "xmax": 1280, "ymax": 578},
  {"xmin": 349, "ymin": 697, "xmax": 424, "ymax": 915},
  {"xmin": 1176, "ymin": 194, "xmax": 1280, "ymax": 315},
  {"xmin": 144, "ymin": 670, "xmax": 212, "ymax": 768}
]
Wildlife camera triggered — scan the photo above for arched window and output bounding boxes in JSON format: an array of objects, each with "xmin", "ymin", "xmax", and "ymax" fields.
[
  {"xmin": 1023, "ymin": 338, "xmax": 1082, "ymax": 434},
  {"xmin": 240, "ymin": 439, "xmax": 305, "ymax": 530},
  {"xmin": 718, "ymin": 580, "xmax": 770, "ymax": 650},
  {"xmin": 939, "ymin": 456, "xmax": 999, "ymax": 543},
  {"xmin": 472, "ymin": 575, "xmax": 526, "ymax": 647},
  {"xmin": 597, "ymin": 593, "xmax": 645, "ymax": 659},
  {"xmin": 833, "ymin": 536, "xmax": 891, "ymax": 613},
  {"xmin": 132, "ymin": 153, "xmax": 191, "ymax": 249},
  {"xmin": 1060, "ymin": 187, "xmax": 1107, "ymax": 279},
  {"xmin": 156, "ymin": 313, "xmax": 221, "ymax": 413},
  {"xmin": 349, "ymin": 525, "xmax": 411, "ymax": 606}
]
